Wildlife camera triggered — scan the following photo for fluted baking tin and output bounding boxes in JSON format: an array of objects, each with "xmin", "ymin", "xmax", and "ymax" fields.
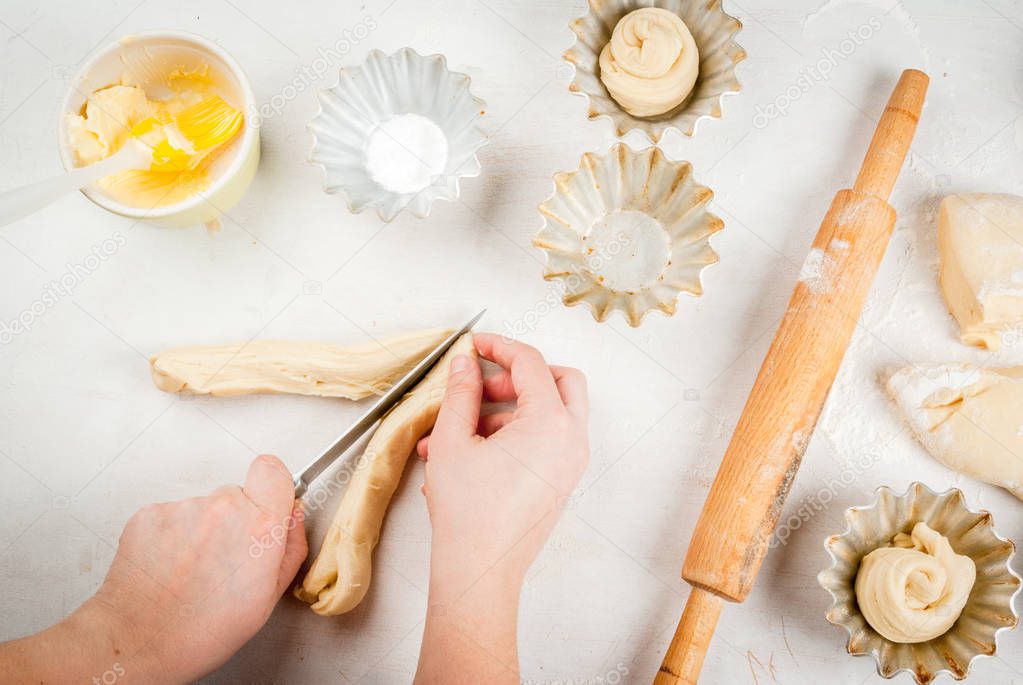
[
  {"xmin": 309, "ymin": 48, "xmax": 487, "ymax": 222},
  {"xmin": 819, "ymin": 483, "xmax": 1020, "ymax": 684},
  {"xmin": 534, "ymin": 143, "xmax": 721, "ymax": 326},
  {"xmin": 564, "ymin": 0, "xmax": 745, "ymax": 141}
]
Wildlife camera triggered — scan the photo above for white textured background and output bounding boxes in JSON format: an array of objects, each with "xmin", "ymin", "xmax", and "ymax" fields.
[{"xmin": 2, "ymin": 0, "xmax": 1023, "ymax": 683}]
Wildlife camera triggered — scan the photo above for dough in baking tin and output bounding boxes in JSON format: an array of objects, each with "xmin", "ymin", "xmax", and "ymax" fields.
[
  {"xmin": 295, "ymin": 333, "xmax": 476, "ymax": 615},
  {"xmin": 599, "ymin": 8, "xmax": 699, "ymax": 118},
  {"xmin": 855, "ymin": 522, "xmax": 975, "ymax": 643},
  {"xmin": 887, "ymin": 364, "xmax": 1023, "ymax": 500},
  {"xmin": 939, "ymin": 193, "xmax": 1023, "ymax": 350}
]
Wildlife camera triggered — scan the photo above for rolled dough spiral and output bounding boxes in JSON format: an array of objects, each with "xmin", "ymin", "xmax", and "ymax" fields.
[
  {"xmin": 854, "ymin": 522, "xmax": 975, "ymax": 643},
  {"xmin": 598, "ymin": 7, "xmax": 699, "ymax": 118}
]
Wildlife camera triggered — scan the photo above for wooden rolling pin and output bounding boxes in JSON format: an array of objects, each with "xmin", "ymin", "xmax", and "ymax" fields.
[{"xmin": 654, "ymin": 68, "xmax": 929, "ymax": 684}]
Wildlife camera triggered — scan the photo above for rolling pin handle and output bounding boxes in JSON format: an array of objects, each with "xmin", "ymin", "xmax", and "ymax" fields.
[
  {"xmin": 653, "ymin": 588, "xmax": 723, "ymax": 685},
  {"xmin": 852, "ymin": 69, "xmax": 929, "ymax": 200}
]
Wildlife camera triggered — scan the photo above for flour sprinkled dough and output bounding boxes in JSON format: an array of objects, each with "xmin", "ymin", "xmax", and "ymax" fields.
[
  {"xmin": 855, "ymin": 522, "xmax": 975, "ymax": 643},
  {"xmin": 939, "ymin": 193, "xmax": 1023, "ymax": 350},
  {"xmin": 887, "ymin": 364, "xmax": 1023, "ymax": 500},
  {"xmin": 599, "ymin": 8, "xmax": 699, "ymax": 118}
]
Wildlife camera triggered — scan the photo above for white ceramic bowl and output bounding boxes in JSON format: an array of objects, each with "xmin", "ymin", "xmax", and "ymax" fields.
[
  {"xmin": 309, "ymin": 48, "xmax": 488, "ymax": 222},
  {"xmin": 564, "ymin": 0, "xmax": 745, "ymax": 141},
  {"xmin": 59, "ymin": 32, "xmax": 260, "ymax": 229},
  {"xmin": 534, "ymin": 143, "xmax": 722, "ymax": 327},
  {"xmin": 819, "ymin": 483, "xmax": 1020, "ymax": 684}
]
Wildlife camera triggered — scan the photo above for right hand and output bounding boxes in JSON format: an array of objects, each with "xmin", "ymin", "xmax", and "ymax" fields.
[
  {"xmin": 418, "ymin": 333, "xmax": 589, "ymax": 587},
  {"xmin": 88, "ymin": 455, "xmax": 307, "ymax": 682}
]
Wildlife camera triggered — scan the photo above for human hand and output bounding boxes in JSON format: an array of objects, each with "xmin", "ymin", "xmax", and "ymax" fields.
[
  {"xmin": 414, "ymin": 334, "xmax": 588, "ymax": 684},
  {"xmin": 82, "ymin": 455, "xmax": 306, "ymax": 682},
  {"xmin": 419, "ymin": 333, "xmax": 589, "ymax": 591}
]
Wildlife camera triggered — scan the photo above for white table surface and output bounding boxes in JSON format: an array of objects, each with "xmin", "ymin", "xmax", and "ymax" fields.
[{"xmin": 2, "ymin": 0, "xmax": 1023, "ymax": 682}]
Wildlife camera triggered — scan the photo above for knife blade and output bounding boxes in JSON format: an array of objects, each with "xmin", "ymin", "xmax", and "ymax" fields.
[{"xmin": 291, "ymin": 309, "xmax": 485, "ymax": 497}]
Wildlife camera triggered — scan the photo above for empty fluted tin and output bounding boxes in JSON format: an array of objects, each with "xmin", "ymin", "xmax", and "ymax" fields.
[{"xmin": 534, "ymin": 143, "xmax": 722, "ymax": 327}]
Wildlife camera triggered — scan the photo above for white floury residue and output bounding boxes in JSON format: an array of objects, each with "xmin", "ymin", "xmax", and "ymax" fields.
[
  {"xmin": 365, "ymin": 113, "xmax": 448, "ymax": 194},
  {"xmin": 886, "ymin": 365, "xmax": 983, "ymax": 448},
  {"xmin": 799, "ymin": 247, "xmax": 832, "ymax": 294}
]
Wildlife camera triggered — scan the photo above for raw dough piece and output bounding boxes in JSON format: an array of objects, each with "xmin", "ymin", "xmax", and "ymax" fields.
[
  {"xmin": 598, "ymin": 8, "xmax": 699, "ymax": 118},
  {"xmin": 855, "ymin": 522, "xmax": 975, "ymax": 643},
  {"xmin": 295, "ymin": 333, "xmax": 476, "ymax": 615},
  {"xmin": 939, "ymin": 193, "xmax": 1023, "ymax": 350},
  {"xmin": 149, "ymin": 328, "xmax": 452, "ymax": 399},
  {"xmin": 887, "ymin": 364, "xmax": 1023, "ymax": 500}
]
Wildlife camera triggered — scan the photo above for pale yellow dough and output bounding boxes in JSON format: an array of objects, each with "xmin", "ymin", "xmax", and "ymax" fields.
[
  {"xmin": 149, "ymin": 328, "xmax": 453, "ymax": 399},
  {"xmin": 855, "ymin": 522, "xmax": 975, "ymax": 643},
  {"xmin": 939, "ymin": 193, "xmax": 1023, "ymax": 350},
  {"xmin": 599, "ymin": 7, "xmax": 699, "ymax": 118},
  {"xmin": 295, "ymin": 333, "xmax": 476, "ymax": 615},
  {"xmin": 887, "ymin": 364, "xmax": 1023, "ymax": 500}
]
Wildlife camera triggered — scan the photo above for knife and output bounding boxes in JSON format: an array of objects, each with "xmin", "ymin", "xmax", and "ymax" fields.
[{"xmin": 291, "ymin": 309, "xmax": 485, "ymax": 497}]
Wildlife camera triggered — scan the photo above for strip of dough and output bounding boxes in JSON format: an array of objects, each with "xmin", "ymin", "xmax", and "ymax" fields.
[
  {"xmin": 295, "ymin": 332, "xmax": 476, "ymax": 615},
  {"xmin": 149, "ymin": 328, "xmax": 453, "ymax": 399},
  {"xmin": 887, "ymin": 364, "xmax": 1023, "ymax": 500}
]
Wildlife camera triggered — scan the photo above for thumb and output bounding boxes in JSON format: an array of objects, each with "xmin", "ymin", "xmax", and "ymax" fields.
[
  {"xmin": 432, "ymin": 354, "xmax": 482, "ymax": 442},
  {"xmin": 276, "ymin": 500, "xmax": 308, "ymax": 597},
  {"xmin": 243, "ymin": 454, "xmax": 295, "ymax": 519}
]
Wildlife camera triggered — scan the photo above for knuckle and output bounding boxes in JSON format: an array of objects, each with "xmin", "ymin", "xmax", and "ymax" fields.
[
  {"xmin": 250, "ymin": 515, "xmax": 276, "ymax": 539},
  {"xmin": 444, "ymin": 385, "xmax": 478, "ymax": 402},
  {"xmin": 553, "ymin": 409, "xmax": 573, "ymax": 433},
  {"xmin": 523, "ymin": 346, "xmax": 547, "ymax": 366},
  {"xmin": 562, "ymin": 366, "xmax": 584, "ymax": 381},
  {"xmin": 209, "ymin": 490, "xmax": 244, "ymax": 517},
  {"xmin": 131, "ymin": 503, "xmax": 162, "ymax": 526}
]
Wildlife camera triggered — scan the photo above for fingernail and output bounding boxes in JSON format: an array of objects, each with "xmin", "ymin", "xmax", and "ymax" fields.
[{"xmin": 450, "ymin": 354, "xmax": 469, "ymax": 375}]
